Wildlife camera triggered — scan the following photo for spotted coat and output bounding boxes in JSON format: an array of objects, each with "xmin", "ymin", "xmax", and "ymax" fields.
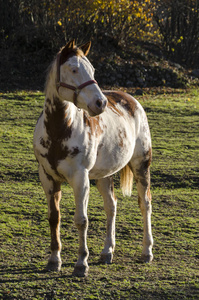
[{"xmin": 33, "ymin": 40, "xmax": 153, "ymax": 277}]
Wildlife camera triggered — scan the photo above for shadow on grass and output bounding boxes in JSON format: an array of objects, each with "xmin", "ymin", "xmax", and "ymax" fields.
[
  {"xmin": 144, "ymin": 106, "xmax": 199, "ymax": 117},
  {"xmin": 1, "ymin": 263, "xmax": 198, "ymax": 299},
  {"xmin": 0, "ymin": 170, "xmax": 39, "ymax": 183},
  {"xmin": 151, "ymin": 170, "xmax": 199, "ymax": 189},
  {"xmin": 0, "ymin": 263, "xmax": 75, "ymax": 284}
]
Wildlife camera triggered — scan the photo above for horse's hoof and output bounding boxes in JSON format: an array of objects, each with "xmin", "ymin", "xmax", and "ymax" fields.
[
  {"xmin": 72, "ymin": 265, "xmax": 89, "ymax": 277},
  {"xmin": 46, "ymin": 261, "xmax": 62, "ymax": 272},
  {"xmin": 141, "ymin": 254, "xmax": 153, "ymax": 263},
  {"xmin": 99, "ymin": 253, "xmax": 113, "ymax": 264}
]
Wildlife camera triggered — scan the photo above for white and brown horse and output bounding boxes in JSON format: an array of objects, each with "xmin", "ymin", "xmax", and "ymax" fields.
[{"xmin": 33, "ymin": 40, "xmax": 153, "ymax": 277}]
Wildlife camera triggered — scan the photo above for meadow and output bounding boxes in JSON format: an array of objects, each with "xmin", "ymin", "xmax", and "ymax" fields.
[{"xmin": 0, "ymin": 88, "xmax": 198, "ymax": 299}]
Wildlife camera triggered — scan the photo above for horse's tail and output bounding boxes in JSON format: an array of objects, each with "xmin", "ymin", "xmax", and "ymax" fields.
[{"xmin": 120, "ymin": 165, "xmax": 133, "ymax": 197}]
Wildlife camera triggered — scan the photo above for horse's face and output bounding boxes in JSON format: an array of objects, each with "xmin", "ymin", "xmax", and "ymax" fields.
[{"xmin": 57, "ymin": 42, "xmax": 107, "ymax": 116}]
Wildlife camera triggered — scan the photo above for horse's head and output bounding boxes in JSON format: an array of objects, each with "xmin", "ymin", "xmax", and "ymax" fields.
[{"xmin": 56, "ymin": 40, "xmax": 107, "ymax": 116}]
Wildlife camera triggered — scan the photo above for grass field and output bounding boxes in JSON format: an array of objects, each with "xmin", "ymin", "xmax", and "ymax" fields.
[{"xmin": 0, "ymin": 88, "xmax": 199, "ymax": 299}]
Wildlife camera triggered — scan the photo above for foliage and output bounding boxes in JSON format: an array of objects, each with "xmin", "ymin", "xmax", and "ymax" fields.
[
  {"xmin": 1, "ymin": 0, "xmax": 199, "ymax": 71},
  {"xmin": 0, "ymin": 0, "xmax": 156, "ymax": 50},
  {"xmin": 54, "ymin": 0, "xmax": 156, "ymax": 45},
  {"xmin": 154, "ymin": 0, "xmax": 199, "ymax": 66},
  {"xmin": 0, "ymin": 89, "xmax": 199, "ymax": 299}
]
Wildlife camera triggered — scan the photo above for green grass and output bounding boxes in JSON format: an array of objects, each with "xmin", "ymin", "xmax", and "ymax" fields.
[{"xmin": 0, "ymin": 89, "xmax": 199, "ymax": 299}]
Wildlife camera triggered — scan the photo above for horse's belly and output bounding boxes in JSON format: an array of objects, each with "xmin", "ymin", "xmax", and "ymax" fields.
[{"xmin": 89, "ymin": 142, "xmax": 134, "ymax": 179}]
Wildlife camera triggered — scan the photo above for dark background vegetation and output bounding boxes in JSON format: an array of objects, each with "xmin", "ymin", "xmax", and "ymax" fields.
[
  {"xmin": 1, "ymin": 1, "xmax": 199, "ymax": 299},
  {"xmin": 1, "ymin": 0, "xmax": 199, "ymax": 91}
]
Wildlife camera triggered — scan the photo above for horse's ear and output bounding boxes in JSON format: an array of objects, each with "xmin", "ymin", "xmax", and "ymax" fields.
[
  {"xmin": 65, "ymin": 39, "xmax": 75, "ymax": 50},
  {"xmin": 61, "ymin": 39, "xmax": 75, "ymax": 57},
  {"xmin": 80, "ymin": 41, "xmax": 91, "ymax": 56}
]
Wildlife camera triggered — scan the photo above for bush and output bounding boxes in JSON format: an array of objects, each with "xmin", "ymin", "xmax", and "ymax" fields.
[
  {"xmin": 1, "ymin": 0, "xmax": 199, "ymax": 68},
  {"xmin": 154, "ymin": 0, "xmax": 199, "ymax": 67},
  {"xmin": 0, "ymin": 0, "xmax": 155, "ymax": 52}
]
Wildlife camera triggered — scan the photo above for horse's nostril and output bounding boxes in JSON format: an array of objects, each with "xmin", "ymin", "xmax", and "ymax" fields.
[{"xmin": 96, "ymin": 99, "xmax": 102, "ymax": 108}]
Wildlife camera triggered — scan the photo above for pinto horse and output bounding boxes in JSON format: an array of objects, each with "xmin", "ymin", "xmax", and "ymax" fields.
[{"xmin": 33, "ymin": 40, "xmax": 153, "ymax": 277}]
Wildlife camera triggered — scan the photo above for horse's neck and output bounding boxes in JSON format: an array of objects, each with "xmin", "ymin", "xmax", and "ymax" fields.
[
  {"xmin": 44, "ymin": 72, "xmax": 77, "ymax": 140},
  {"xmin": 43, "ymin": 94, "xmax": 77, "ymax": 140},
  {"xmin": 44, "ymin": 60, "xmax": 77, "ymax": 129},
  {"xmin": 43, "ymin": 60, "xmax": 80, "ymax": 140}
]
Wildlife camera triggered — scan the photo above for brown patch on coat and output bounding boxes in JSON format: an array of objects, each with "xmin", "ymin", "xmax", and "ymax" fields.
[
  {"xmin": 41, "ymin": 96, "xmax": 80, "ymax": 172},
  {"xmin": 44, "ymin": 97, "xmax": 72, "ymax": 141},
  {"xmin": 66, "ymin": 117, "xmax": 72, "ymax": 127},
  {"xmin": 48, "ymin": 181, "xmax": 61, "ymax": 251},
  {"xmin": 147, "ymin": 187, "xmax": 152, "ymax": 202},
  {"xmin": 104, "ymin": 91, "xmax": 138, "ymax": 117},
  {"xmin": 40, "ymin": 172, "xmax": 61, "ymax": 252},
  {"xmin": 83, "ymin": 112, "xmax": 103, "ymax": 140},
  {"xmin": 104, "ymin": 92, "xmax": 124, "ymax": 116},
  {"xmin": 134, "ymin": 147, "xmax": 152, "ymax": 188},
  {"xmin": 70, "ymin": 147, "xmax": 80, "ymax": 157},
  {"xmin": 59, "ymin": 46, "xmax": 84, "ymax": 66},
  {"xmin": 143, "ymin": 147, "xmax": 152, "ymax": 170},
  {"xmin": 40, "ymin": 137, "xmax": 51, "ymax": 148},
  {"xmin": 118, "ymin": 128, "xmax": 126, "ymax": 147}
]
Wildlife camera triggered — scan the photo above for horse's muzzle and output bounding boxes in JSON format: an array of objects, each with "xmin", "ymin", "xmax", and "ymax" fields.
[{"xmin": 87, "ymin": 97, "xmax": 107, "ymax": 116}]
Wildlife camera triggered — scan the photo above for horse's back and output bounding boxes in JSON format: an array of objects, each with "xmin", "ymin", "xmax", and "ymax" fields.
[
  {"xmin": 104, "ymin": 90, "xmax": 139, "ymax": 118},
  {"xmin": 103, "ymin": 90, "xmax": 150, "ymax": 141}
]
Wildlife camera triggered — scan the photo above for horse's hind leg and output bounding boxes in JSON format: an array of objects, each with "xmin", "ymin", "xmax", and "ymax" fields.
[
  {"xmin": 130, "ymin": 150, "xmax": 153, "ymax": 263},
  {"xmin": 96, "ymin": 177, "xmax": 117, "ymax": 264},
  {"xmin": 39, "ymin": 165, "xmax": 62, "ymax": 271}
]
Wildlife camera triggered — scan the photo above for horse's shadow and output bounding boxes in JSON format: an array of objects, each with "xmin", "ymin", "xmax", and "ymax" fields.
[
  {"xmin": 0, "ymin": 258, "xmax": 117, "ymax": 284},
  {"xmin": 0, "ymin": 263, "xmax": 75, "ymax": 284}
]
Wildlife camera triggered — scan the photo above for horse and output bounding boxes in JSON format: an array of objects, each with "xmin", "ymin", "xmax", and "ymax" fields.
[{"xmin": 33, "ymin": 40, "xmax": 153, "ymax": 277}]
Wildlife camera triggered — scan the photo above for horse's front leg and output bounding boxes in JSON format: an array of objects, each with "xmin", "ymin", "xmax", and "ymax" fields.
[
  {"xmin": 71, "ymin": 169, "xmax": 90, "ymax": 277},
  {"xmin": 39, "ymin": 165, "xmax": 62, "ymax": 271}
]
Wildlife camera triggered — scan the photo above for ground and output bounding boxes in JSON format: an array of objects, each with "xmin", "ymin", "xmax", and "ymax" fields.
[{"xmin": 0, "ymin": 88, "xmax": 199, "ymax": 299}]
